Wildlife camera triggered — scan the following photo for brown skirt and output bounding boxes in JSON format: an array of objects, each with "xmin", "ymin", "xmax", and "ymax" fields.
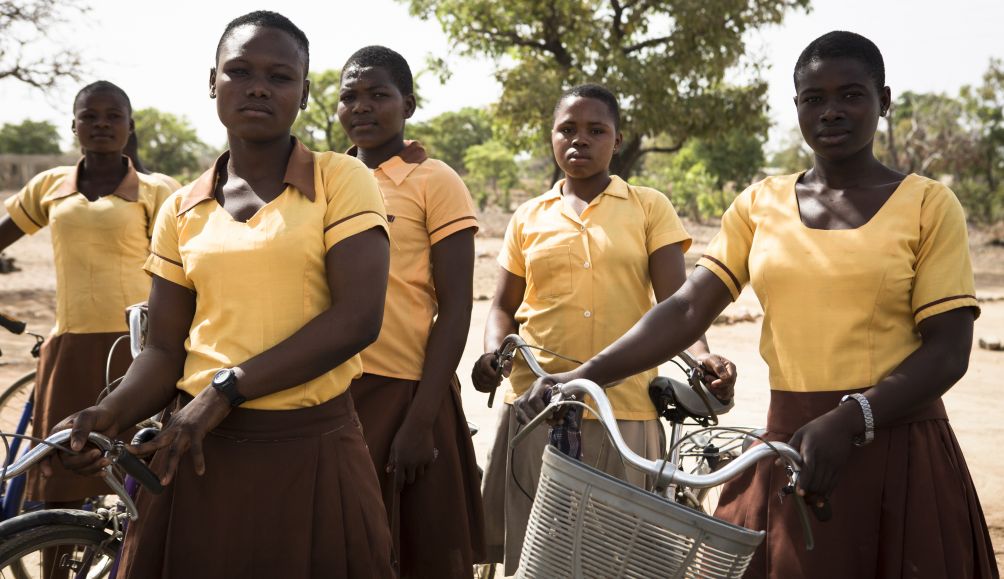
[
  {"xmin": 26, "ymin": 331, "xmax": 132, "ymax": 502},
  {"xmin": 715, "ymin": 389, "xmax": 999, "ymax": 579},
  {"xmin": 350, "ymin": 373, "xmax": 486, "ymax": 579},
  {"xmin": 117, "ymin": 392, "xmax": 396, "ymax": 579}
]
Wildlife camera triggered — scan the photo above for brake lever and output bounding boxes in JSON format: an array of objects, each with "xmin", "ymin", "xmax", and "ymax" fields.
[{"xmin": 687, "ymin": 366, "xmax": 720, "ymax": 426}]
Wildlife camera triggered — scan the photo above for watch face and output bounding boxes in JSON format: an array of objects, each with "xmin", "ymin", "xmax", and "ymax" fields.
[{"xmin": 213, "ymin": 370, "xmax": 230, "ymax": 385}]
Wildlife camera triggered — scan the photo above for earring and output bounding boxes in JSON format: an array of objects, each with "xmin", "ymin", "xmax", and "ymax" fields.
[
  {"xmin": 210, "ymin": 88, "xmax": 216, "ymax": 99},
  {"xmin": 300, "ymin": 100, "xmax": 308, "ymax": 110}
]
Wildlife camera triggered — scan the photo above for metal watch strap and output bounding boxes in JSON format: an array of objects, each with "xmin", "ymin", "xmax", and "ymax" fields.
[{"xmin": 841, "ymin": 393, "xmax": 874, "ymax": 446}]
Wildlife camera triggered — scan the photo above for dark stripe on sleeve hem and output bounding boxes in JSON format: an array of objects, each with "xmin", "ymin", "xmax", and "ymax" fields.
[
  {"xmin": 429, "ymin": 215, "xmax": 478, "ymax": 236},
  {"xmin": 151, "ymin": 251, "xmax": 183, "ymax": 268},
  {"xmin": 323, "ymin": 210, "xmax": 387, "ymax": 233},
  {"xmin": 914, "ymin": 294, "xmax": 977, "ymax": 316},
  {"xmin": 700, "ymin": 255, "xmax": 742, "ymax": 294},
  {"xmin": 16, "ymin": 199, "xmax": 44, "ymax": 229}
]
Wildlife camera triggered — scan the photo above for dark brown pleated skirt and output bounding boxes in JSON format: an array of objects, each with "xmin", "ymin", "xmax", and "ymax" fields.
[
  {"xmin": 715, "ymin": 389, "xmax": 999, "ymax": 579},
  {"xmin": 117, "ymin": 391, "xmax": 396, "ymax": 579},
  {"xmin": 26, "ymin": 331, "xmax": 132, "ymax": 502},
  {"xmin": 350, "ymin": 373, "xmax": 486, "ymax": 579}
]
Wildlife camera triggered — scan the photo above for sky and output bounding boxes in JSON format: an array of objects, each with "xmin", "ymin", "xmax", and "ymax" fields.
[{"xmin": 1, "ymin": 0, "xmax": 1001, "ymax": 153}]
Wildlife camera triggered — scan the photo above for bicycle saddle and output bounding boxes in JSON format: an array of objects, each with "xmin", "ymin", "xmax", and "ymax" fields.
[{"xmin": 648, "ymin": 376, "xmax": 734, "ymax": 421}]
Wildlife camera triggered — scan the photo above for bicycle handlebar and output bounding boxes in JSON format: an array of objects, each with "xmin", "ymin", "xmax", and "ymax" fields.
[
  {"xmin": 2, "ymin": 430, "xmax": 163, "ymax": 520},
  {"xmin": 0, "ymin": 312, "xmax": 26, "ymax": 335}
]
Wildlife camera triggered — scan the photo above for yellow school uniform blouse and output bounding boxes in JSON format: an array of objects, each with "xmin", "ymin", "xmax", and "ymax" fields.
[
  {"xmin": 4, "ymin": 158, "xmax": 172, "ymax": 335},
  {"xmin": 697, "ymin": 173, "xmax": 980, "ymax": 393},
  {"xmin": 357, "ymin": 142, "xmax": 478, "ymax": 380},
  {"xmin": 499, "ymin": 176, "xmax": 691, "ymax": 420},
  {"xmin": 144, "ymin": 140, "xmax": 388, "ymax": 410}
]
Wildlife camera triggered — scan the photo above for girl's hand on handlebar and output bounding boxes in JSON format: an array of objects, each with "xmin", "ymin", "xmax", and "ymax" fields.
[
  {"xmin": 41, "ymin": 406, "xmax": 120, "ymax": 477},
  {"xmin": 695, "ymin": 352, "xmax": 737, "ymax": 401},
  {"xmin": 129, "ymin": 386, "xmax": 231, "ymax": 486},
  {"xmin": 787, "ymin": 402, "xmax": 862, "ymax": 502},
  {"xmin": 471, "ymin": 352, "xmax": 510, "ymax": 393},
  {"xmin": 513, "ymin": 374, "xmax": 563, "ymax": 424}
]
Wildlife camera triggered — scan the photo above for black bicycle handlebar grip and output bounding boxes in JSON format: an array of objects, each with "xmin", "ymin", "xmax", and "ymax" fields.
[
  {"xmin": 809, "ymin": 497, "xmax": 832, "ymax": 522},
  {"xmin": 115, "ymin": 450, "xmax": 164, "ymax": 495},
  {"xmin": 0, "ymin": 312, "xmax": 26, "ymax": 335}
]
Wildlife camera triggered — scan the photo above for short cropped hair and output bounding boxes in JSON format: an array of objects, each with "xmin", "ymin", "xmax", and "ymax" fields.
[
  {"xmin": 73, "ymin": 81, "xmax": 132, "ymax": 114},
  {"xmin": 216, "ymin": 11, "xmax": 310, "ymax": 74},
  {"xmin": 794, "ymin": 31, "xmax": 885, "ymax": 91},
  {"xmin": 342, "ymin": 46, "xmax": 414, "ymax": 97},
  {"xmin": 554, "ymin": 84, "xmax": 621, "ymax": 131}
]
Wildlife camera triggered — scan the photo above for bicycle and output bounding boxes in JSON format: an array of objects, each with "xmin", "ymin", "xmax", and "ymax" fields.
[
  {"xmin": 0, "ymin": 429, "xmax": 163, "ymax": 578},
  {"xmin": 492, "ymin": 334, "xmax": 826, "ymax": 578}
]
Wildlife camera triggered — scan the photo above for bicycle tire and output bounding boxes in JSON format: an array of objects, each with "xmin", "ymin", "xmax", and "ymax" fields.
[
  {"xmin": 0, "ymin": 509, "xmax": 119, "ymax": 578},
  {"xmin": 0, "ymin": 373, "xmax": 35, "ymax": 435}
]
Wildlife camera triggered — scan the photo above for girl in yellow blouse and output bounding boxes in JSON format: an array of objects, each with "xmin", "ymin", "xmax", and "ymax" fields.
[
  {"xmin": 338, "ymin": 46, "xmax": 485, "ymax": 579},
  {"xmin": 0, "ymin": 81, "xmax": 171, "ymax": 507},
  {"xmin": 48, "ymin": 11, "xmax": 395, "ymax": 578},
  {"xmin": 473, "ymin": 84, "xmax": 737, "ymax": 575},
  {"xmin": 520, "ymin": 32, "xmax": 997, "ymax": 579}
]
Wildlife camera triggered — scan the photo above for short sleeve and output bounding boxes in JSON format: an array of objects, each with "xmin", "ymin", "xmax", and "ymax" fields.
[
  {"xmin": 143, "ymin": 195, "xmax": 193, "ymax": 290},
  {"xmin": 145, "ymin": 181, "xmax": 174, "ymax": 238},
  {"xmin": 645, "ymin": 191, "xmax": 691, "ymax": 254},
  {"xmin": 696, "ymin": 185, "xmax": 756, "ymax": 300},
  {"xmin": 497, "ymin": 209, "xmax": 526, "ymax": 277},
  {"xmin": 911, "ymin": 183, "xmax": 980, "ymax": 324},
  {"xmin": 322, "ymin": 157, "xmax": 389, "ymax": 251},
  {"xmin": 425, "ymin": 163, "xmax": 479, "ymax": 245},
  {"xmin": 3, "ymin": 172, "xmax": 52, "ymax": 234}
]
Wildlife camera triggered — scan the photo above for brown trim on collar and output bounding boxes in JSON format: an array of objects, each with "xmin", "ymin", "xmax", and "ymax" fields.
[
  {"xmin": 50, "ymin": 157, "xmax": 140, "ymax": 202},
  {"xmin": 177, "ymin": 138, "xmax": 315, "ymax": 216},
  {"xmin": 700, "ymin": 255, "xmax": 742, "ymax": 295},
  {"xmin": 913, "ymin": 295, "xmax": 977, "ymax": 316},
  {"xmin": 323, "ymin": 210, "xmax": 387, "ymax": 232}
]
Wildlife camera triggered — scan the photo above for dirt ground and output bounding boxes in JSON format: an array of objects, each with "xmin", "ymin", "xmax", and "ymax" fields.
[{"xmin": 1, "ymin": 193, "xmax": 1002, "ymax": 570}]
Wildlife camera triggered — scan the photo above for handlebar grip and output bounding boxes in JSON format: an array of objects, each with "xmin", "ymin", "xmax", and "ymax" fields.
[
  {"xmin": 0, "ymin": 312, "xmax": 26, "ymax": 335},
  {"xmin": 114, "ymin": 450, "xmax": 163, "ymax": 495}
]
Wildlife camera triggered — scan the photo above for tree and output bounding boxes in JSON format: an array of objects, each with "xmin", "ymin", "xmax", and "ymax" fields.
[
  {"xmin": 404, "ymin": 0, "xmax": 808, "ymax": 177},
  {"xmin": 691, "ymin": 123, "xmax": 766, "ymax": 188},
  {"xmin": 132, "ymin": 108, "xmax": 211, "ymax": 179},
  {"xmin": 1, "ymin": 0, "xmax": 86, "ymax": 90},
  {"xmin": 0, "ymin": 119, "xmax": 60, "ymax": 153},
  {"xmin": 639, "ymin": 140, "xmax": 725, "ymax": 220},
  {"xmin": 408, "ymin": 107, "xmax": 493, "ymax": 173},
  {"xmin": 292, "ymin": 69, "xmax": 351, "ymax": 154},
  {"xmin": 769, "ymin": 127, "xmax": 813, "ymax": 174},
  {"xmin": 877, "ymin": 91, "xmax": 975, "ymax": 177},
  {"xmin": 464, "ymin": 140, "xmax": 519, "ymax": 209},
  {"xmin": 961, "ymin": 59, "xmax": 1004, "ymax": 191}
]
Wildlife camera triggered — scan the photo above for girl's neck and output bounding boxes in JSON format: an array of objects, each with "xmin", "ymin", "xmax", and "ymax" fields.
[
  {"xmin": 356, "ymin": 136, "xmax": 406, "ymax": 170},
  {"xmin": 562, "ymin": 171, "xmax": 612, "ymax": 204},
  {"xmin": 81, "ymin": 150, "xmax": 126, "ymax": 179},
  {"xmin": 807, "ymin": 144, "xmax": 891, "ymax": 189},
  {"xmin": 226, "ymin": 135, "xmax": 294, "ymax": 184}
]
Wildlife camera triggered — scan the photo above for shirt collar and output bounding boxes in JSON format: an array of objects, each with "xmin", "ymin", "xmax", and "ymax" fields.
[
  {"xmin": 542, "ymin": 175, "xmax": 630, "ymax": 202},
  {"xmin": 346, "ymin": 140, "xmax": 428, "ymax": 186},
  {"xmin": 50, "ymin": 156, "xmax": 140, "ymax": 202},
  {"xmin": 177, "ymin": 137, "xmax": 315, "ymax": 216}
]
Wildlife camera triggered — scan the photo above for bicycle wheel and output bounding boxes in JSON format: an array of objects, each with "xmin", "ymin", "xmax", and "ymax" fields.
[
  {"xmin": 0, "ymin": 372, "xmax": 35, "ymax": 435},
  {"xmin": 0, "ymin": 509, "xmax": 119, "ymax": 579},
  {"xmin": 676, "ymin": 427, "xmax": 756, "ymax": 514}
]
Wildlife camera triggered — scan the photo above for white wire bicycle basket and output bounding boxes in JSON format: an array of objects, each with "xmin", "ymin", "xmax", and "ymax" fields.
[{"xmin": 517, "ymin": 446, "xmax": 764, "ymax": 579}]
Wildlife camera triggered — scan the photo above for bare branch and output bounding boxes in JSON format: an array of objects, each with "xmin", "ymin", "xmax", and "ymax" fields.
[
  {"xmin": 624, "ymin": 34, "xmax": 673, "ymax": 54},
  {"xmin": 640, "ymin": 143, "xmax": 684, "ymax": 155}
]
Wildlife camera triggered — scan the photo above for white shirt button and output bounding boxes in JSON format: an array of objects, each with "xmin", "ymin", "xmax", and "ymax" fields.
[
  {"xmin": 583, "ymin": 261, "xmax": 591, "ymax": 269},
  {"xmin": 583, "ymin": 310, "xmax": 592, "ymax": 318}
]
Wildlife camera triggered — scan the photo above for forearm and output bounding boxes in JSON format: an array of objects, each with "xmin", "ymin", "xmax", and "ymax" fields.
[
  {"xmin": 403, "ymin": 307, "xmax": 471, "ymax": 430},
  {"xmin": 100, "ymin": 346, "xmax": 187, "ymax": 433},
  {"xmin": 0, "ymin": 216, "xmax": 26, "ymax": 253},
  {"xmin": 484, "ymin": 305, "xmax": 518, "ymax": 353},
  {"xmin": 685, "ymin": 335, "xmax": 711, "ymax": 357},
  {"xmin": 236, "ymin": 303, "xmax": 381, "ymax": 401}
]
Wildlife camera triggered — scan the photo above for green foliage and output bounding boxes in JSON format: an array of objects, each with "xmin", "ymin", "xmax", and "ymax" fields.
[
  {"xmin": 403, "ymin": 0, "xmax": 808, "ymax": 176},
  {"xmin": 408, "ymin": 107, "xmax": 493, "ymax": 173},
  {"xmin": 132, "ymin": 108, "xmax": 211, "ymax": 180},
  {"xmin": 464, "ymin": 140, "xmax": 519, "ymax": 209},
  {"xmin": 0, "ymin": 119, "xmax": 61, "ymax": 154},
  {"xmin": 639, "ymin": 140, "xmax": 733, "ymax": 220},
  {"xmin": 692, "ymin": 124, "xmax": 767, "ymax": 188},
  {"xmin": 769, "ymin": 127, "xmax": 814, "ymax": 174},
  {"xmin": 292, "ymin": 69, "xmax": 351, "ymax": 154}
]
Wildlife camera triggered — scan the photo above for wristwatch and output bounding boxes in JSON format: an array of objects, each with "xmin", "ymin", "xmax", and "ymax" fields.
[
  {"xmin": 839, "ymin": 393, "xmax": 874, "ymax": 446},
  {"xmin": 211, "ymin": 368, "xmax": 246, "ymax": 407}
]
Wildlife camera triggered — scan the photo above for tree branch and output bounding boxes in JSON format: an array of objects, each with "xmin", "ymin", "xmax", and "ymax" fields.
[
  {"xmin": 624, "ymin": 34, "xmax": 673, "ymax": 54},
  {"xmin": 640, "ymin": 143, "xmax": 684, "ymax": 155}
]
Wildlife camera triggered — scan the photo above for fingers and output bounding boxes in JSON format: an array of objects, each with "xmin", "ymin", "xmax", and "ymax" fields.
[
  {"xmin": 159, "ymin": 435, "xmax": 189, "ymax": 486},
  {"xmin": 501, "ymin": 359, "xmax": 513, "ymax": 378},
  {"xmin": 69, "ymin": 413, "xmax": 96, "ymax": 453},
  {"xmin": 190, "ymin": 437, "xmax": 206, "ymax": 476}
]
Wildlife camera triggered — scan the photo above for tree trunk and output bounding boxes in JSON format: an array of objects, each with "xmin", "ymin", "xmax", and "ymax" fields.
[
  {"xmin": 610, "ymin": 135, "xmax": 644, "ymax": 178},
  {"xmin": 884, "ymin": 109, "xmax": 899, "ymax": 172}
]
